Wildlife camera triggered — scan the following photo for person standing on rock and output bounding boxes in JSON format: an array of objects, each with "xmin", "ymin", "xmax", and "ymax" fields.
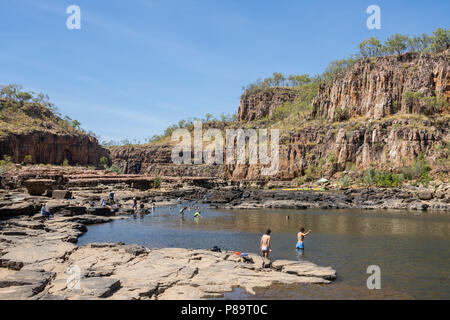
[
  {"xmin": 260, "ymin": 229, "xmax": 272, "ymax": 259},
  {"xmin": 296, "ymin": 228, "xmax": 312, "ymax": 250}
]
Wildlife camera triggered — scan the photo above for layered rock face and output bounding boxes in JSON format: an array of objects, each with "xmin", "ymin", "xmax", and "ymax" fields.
[
  {"xmin": 237, "ymin": 87, "xmax": 299, "ymax": 121},
  {"xmin": 0, "ymin": 132, "xmax": 107, "ymax": 165},
  {"xmin": 312, "ymin": 51, "xmax": 449, "ymax": 121},
  {"xmin": 226, "ymin": 117, "xmax": 448, "ymax": 181},
  {"xmin": 227, "ymin": 52, "xmax": 449, "ymax": 181},
  {"xmin": 109, "ymin": 144, "xmax": 225, "ymax": 179}
]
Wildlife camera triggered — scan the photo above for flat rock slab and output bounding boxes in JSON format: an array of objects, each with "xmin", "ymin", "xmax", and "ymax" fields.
[
  {"xmin": 272, "ymin": 260, "xmax": 336, "ymax": 279},
  {"xmin": 0, "ymin": 240, "xmax": 76, "ymax": 267},
  {"xmin": 79, "ymin": 277, "xmax": 121, "ymax": 298},
  {"xmin": 0, "ymin": 270, "xmax": 55, "ymax": 299}
]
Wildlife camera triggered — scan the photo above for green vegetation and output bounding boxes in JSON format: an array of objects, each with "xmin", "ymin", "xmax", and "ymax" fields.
[
  {"xmin": 358, "ymin": 154, "xmax": 432, "ymax": 188},
  {"xmin": 23, "ymin": 155, "xmax": 32, "ymax": 165},
  {"xmin": 243, "ymin": 72, "xmax": 318, "ymax": 94},
  {"xmin": 403, "ymin": 91, "xmax": 449, "ymax": 115},
  {"xmin": 358, "ymin": 28, "xmax": 449, "ymax": 58},
  {"xmin": 100, "ymin": 156, "xmax": 109, "ymax": 168},
  {"xmin": 401, "ymin": 153, "xmax": 432, "ymax": 184},
  {"xmin": 362, "ymin": 168, "xmax": 404, "ymax": 188},
  {"xmin": 340, "ymin": 175, "xmax": 351, "ymax": 188},
  {"xmin": 0, "ymin": 155, "xmax": 13, "ymax": 173},
  {"xmin": 102, "ymin": 113, "xmax": 237, "ymax": 147},
  {"xmin": 106, "ymin": 165, "xmax": 123, "ymax": 174},
  {"xmin": 99, "ymin": 156, "xmax": 123, "ymax": 173},
  {"xmin": 149, "ymin": 177, "xmax": 162, "ymax": 189},
  {"xmin": 334, "ymin": 106, "xmax": 350, "ymax": 122},
  {"xmin": 296, "ymin": 165, "xmax": 318, "ymax": 186},
  {"xmin": 0, "ymin": 84, "xmax": 86, "ymax": 137}
]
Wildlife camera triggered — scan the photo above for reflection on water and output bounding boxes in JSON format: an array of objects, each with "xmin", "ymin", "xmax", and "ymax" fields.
[{"xmin": 78, "ymin": 205, "xmax": 450, "ymax": 300}]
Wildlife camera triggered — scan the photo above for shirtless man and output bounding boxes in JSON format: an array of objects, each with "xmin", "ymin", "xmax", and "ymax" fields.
[
  {"xmin": 260, "ymin": 229, "xmax": 272, "ymax": 258},
  {"xmin": 296, "ymin": 228, "xmax": 312, "ymax": 250}
]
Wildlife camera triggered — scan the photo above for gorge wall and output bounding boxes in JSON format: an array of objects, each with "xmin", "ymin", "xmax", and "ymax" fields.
[
  {"xmin": 0, "ymin": 98, "xmax": 108, "ymax": 166},
  {"xmin": 237, "ymin": 87, "xmax": 299, "ymax": 121},
  {"xmin": 0, "ymin": 132, "xmax": 108, "ymax": 166},
  {"xmin": 109, "ymin": 144, "xmax": 224, "ymax": 179},
  {"xmin": 311, "ymin": 51, "xmax": 449, "ymax": 121},
  {"xmin": 110, "ymin": 51, "xmax": 449, "ymax": 182}
]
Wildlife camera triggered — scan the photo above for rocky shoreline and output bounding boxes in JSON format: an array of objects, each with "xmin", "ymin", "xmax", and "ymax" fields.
[
  {"xmin": 0, "ymin": 166, "xmax": 448, "ymax": 300},
  {"xmin": 209, "ymin": 185, "xmax": 450, "ymax": 212},
  {"xmin": 0, "ymin": 211, "xmax": 336, "ymax": 300}
]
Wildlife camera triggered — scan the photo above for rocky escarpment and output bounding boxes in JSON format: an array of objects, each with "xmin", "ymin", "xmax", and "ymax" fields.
[
  {"xmin": 110, "ymin": 51, "xmax": 449, "ymax": 183},
  {"xmin": 312, "ymin": 51, "xmax": 449, "ymax": 121},
  {"xmin": 0, "ymin": 98, "xmax": 108, "ymax": 166},
  {"xmin": 0, "ymin": 132, "xmax": 107, "ymax": 166},
  {"xmin": 226, "ymin": 116, "xmax": 449, "ymax": 181},
  {"xmin": 237, "ymin": 87, "xmax": 299, "ymax": 122},
  {"xmin": 227, "ymin": 52, "xmax": 449, "ymax": 181},
  {"xmin": 109, "ymin": 144, "xmax": 225, "ymax": 179}
]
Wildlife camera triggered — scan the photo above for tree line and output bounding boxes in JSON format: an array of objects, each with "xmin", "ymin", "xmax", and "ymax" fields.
[
  {"xmin": 102, "ymin": 112, "xmax": 237, "ymax": 147},
  {"xmin": 243, "ymin": 28, "xmax": 449, "ymax": 93},
  {"xmin": 358, "ymin": 28, "xmax": 449, "ymax": 58}
]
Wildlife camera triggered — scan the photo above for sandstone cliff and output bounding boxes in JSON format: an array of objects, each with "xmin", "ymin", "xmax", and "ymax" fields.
[
  {"xmin": 312, "ymin": 51, "xmax": 449, "ymax": 121},
  {"xmin": 110, "ymin": 51, "xmax": 449, "ymax": 182},
  {"xmin": 237, "ymin": 87, "xmax": 299, "ymax": 122},
  {"xmin": 0, "ymin": 98, "xmax": 108, "ymax": 165},
  {"xmin": 0, "ymin": 132, "xmax": 107, "ymax": 165},
  {"xmin": 109, "ymin": 144, "xmax": 224, "ymax": 179}
]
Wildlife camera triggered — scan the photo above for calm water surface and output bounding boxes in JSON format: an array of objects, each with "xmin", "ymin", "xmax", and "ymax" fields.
[{"xmin": 78, "ymin": 205, "xmax": 450, "ymax": 300}]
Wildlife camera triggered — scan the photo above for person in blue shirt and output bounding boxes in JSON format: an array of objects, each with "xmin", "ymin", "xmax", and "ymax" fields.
[{"xmin": 40, "ymin": 204, "xmax": 53, "ymax": 219}]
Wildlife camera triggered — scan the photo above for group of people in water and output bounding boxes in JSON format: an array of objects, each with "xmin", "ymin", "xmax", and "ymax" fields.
[
  {"xmin": 259, "ymin": 227, "xmax": 312, "ymax": 259},
  {"xmin": 40, "ymin": 191, "xmax": 311, "ymax": 259}
]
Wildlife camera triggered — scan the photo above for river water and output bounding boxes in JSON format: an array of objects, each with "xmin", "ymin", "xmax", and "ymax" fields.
[{"xmin": 78, "ymin": 205, "xmax": 450, "ymax": 300}]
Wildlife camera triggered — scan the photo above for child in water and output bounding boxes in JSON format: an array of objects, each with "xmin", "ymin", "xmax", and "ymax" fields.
[{"xmin": 296, "ymin": 228, "xmax": 312, "ymax": 250}]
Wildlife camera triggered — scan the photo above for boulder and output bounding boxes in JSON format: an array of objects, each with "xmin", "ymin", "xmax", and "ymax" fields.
[
  {"xmin": 418, "ymin": 191, "xmax": 434, "ymax": 201},
  {"xmin": 24, "ymin": 179, "xmax": 55, "ymax": 196}
]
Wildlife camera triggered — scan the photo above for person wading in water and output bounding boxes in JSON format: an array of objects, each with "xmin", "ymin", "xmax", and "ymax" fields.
[
  {"xmin": 260, "ymin": 229, "xmax": 272, "ymax": 259},
  {"xmin": 296, "ymin": 227, "xmax": 312, "ymax": 250}
]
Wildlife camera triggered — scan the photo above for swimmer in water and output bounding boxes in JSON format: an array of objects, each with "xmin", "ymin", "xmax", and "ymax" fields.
[{"xmin": 296, "ymin": 227, "xmax": 312, "ymax": 250}]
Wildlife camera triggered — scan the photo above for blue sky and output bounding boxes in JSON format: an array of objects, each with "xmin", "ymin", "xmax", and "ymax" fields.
[{"xmin": 1, "ymin": 0, "xmax": 448, "ymax": 142}]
